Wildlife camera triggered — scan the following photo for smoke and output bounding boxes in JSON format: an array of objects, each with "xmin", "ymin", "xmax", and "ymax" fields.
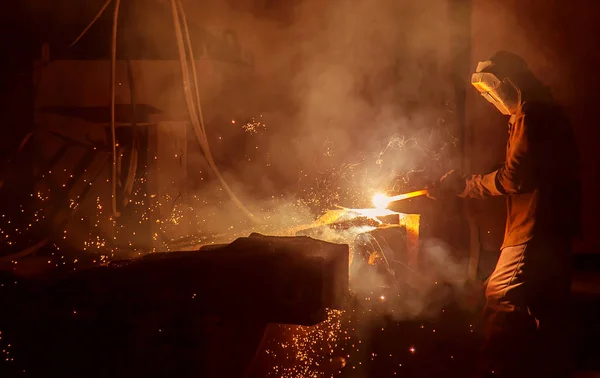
[
  {"xmin": 13, "ymin": 0, "xmax": 461, "ymax": 248},
  {"xmin": 170, "ymin": 0, "xmax": 459, "ymax": 208},
  {"xmin": 9, "ymin": 0, "xmax": 465, "ymax": 259},
  {"xmin": 149, "ymin": 0, "xmax": 463, "ymax": 248},
  {"xmin": 346, "ymin": 234, "xmax": 469, "ymax": 321},
  {"xmin": 253, "ymin": 0, "xmax": 457, "ymax": 190}
]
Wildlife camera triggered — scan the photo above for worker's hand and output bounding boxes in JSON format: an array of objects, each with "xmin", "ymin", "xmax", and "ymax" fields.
[{"xmin": 426, "ymin": 170, "xmax": 467, "ymax": 200}]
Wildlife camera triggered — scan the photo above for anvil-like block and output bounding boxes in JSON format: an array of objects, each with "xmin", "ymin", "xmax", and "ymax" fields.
[
  {"xmin": 196, "ymin": 233, "xmax": 349, "ymax": 324},
  {"xmin": 38, "ymin": 234, "xmax": 348, "ymax": 326},
  {"xmin": 0, "ymin": 235, "xmax": 348, "ymax": 378}
]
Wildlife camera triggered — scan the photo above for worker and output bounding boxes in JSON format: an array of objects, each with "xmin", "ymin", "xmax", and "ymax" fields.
[{"xmin": 427, "ymin": 51, "xmax": 581, "ymax": 378}]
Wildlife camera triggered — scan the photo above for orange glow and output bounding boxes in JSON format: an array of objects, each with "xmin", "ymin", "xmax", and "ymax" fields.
[
  {"xmin": 372, "ymin": 193, "xmax": 391, "ymax": 209},
  {"xmin": 387, "ymin": 189, "xmax": 428, "ymax": 203},
  {"xmin": 372, "ymin": 190, "xmax": 428, "ymax": 209}
]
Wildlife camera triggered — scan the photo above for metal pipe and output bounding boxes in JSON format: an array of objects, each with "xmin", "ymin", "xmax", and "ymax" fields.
[{"xmin": 385, "ymin": 189, "xmax": 429, "ymax": 203}]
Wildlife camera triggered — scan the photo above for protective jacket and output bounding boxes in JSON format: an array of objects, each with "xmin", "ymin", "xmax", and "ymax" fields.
[{"xmin": 460, "ymin": 101, "xmax": 581, "ymax": 248}]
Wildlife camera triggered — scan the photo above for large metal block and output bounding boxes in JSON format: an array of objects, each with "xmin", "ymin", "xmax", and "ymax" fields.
[
  {"xmin": 197, "ymin": 233, "xmax": 349, "ymax": 323},
  {"xmin": 34, "ymin": 234, "xmax": 348, "ymax": 326},
  {"xmin": 0, "ymin": 235, "xmax": 348, "ymax": 378}
]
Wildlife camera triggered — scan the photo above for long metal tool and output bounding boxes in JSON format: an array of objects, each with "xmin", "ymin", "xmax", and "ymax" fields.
[
  {"xmin": 372, "ymin": 189, "xmax": 428, "ymax": 208},
  {"xmin": 386, "ymin": 189, "xmax": 428, "ymax": 202}
]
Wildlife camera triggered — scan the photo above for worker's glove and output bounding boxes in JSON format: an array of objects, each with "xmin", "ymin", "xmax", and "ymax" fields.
[{"xmin": 426, "ymin": 170, "xmax": 467, "ymax": 200}]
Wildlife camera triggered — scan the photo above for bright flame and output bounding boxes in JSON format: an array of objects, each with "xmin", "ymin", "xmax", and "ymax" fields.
[
  {"xmin": 372, "ymin": 189, "xmax": 429, "ymax": 209},
  {"xmin": 372, "ymin": 193, "xmax": 390, "ymax": 209}
]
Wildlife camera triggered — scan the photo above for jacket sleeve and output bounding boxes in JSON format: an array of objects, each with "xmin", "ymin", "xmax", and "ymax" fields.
[{"xmin": 459, "ymin": 112, "xmax": 535, "ymax": 199}]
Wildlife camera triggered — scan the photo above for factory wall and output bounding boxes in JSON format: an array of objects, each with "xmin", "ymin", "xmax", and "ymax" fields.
[{"xmin": 467, "ymin": 0, "xmax": 600, "ymax": 254}]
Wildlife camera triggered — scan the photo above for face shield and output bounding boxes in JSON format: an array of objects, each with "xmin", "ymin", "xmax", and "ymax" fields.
[{"xmin": 471, "ymin": 61, "xmax": 520, "ymax": 115}]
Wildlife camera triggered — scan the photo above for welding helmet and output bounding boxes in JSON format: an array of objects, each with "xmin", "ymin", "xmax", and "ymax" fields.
[{"xmin": 471, "ymin": 60, "xmax": 521, "ymax": 115}]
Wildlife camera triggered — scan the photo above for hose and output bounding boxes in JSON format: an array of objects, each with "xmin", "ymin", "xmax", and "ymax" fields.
[
  {"xmin": 69, "ymin": 0, "xmax": 114, "ymax": 48},
  {"xmin": 68, "ymin": 0, "xmax": 123, "ymax": 217},
  {"xmin": 71, "ymin": 0, "xmax": 254, "ymax": 221},
  {"xmin": 71, "ymin": 0, "xmax": 136, "ymax": 216},
  {"xmin": 110, "ymin": 0, "xmax": 122, "ymax": 218},
  {"xmin": 170, "ymin": 0, "xmax": 256, "ymax": 222},
  {"xmin": 0, "ymin": 0, "xmax": 130, "ymax": 262},
  {"xmin": 121, "ymin": 58, "xmax": 139, "ymax": 208},
  {"xmin": 175, "ymin": 0, "xmax": 210, "ymax": 148}
]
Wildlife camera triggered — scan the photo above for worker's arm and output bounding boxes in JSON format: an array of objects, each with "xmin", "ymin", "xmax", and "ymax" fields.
[{"xmin": 459, "ymin": 112, "xmax": 535, "ymax": 199}]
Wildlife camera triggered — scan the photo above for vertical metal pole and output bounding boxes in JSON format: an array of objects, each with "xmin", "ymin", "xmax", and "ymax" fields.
[{"xmin": 449, "ymin": 0, "xmax": 479, "ymax": 280}]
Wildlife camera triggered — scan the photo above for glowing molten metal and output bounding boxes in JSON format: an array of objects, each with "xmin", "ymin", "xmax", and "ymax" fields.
[{"xmin": 372, "ymin": 193, "xmax": 391, "ymax": 209}]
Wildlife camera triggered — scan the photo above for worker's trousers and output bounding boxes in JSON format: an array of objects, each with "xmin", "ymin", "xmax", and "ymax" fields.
[{"xmin": 476, "ymin": 237, "xmax": 572, "ymax": 378}]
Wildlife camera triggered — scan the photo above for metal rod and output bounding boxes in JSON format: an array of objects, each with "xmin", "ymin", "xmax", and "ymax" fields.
[{"xmin": 385, "ymin": 189, "xmax": 428, "ymax": 203}]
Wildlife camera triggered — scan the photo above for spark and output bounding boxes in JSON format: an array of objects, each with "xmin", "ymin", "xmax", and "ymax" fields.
[
  {"xmin": 241, "ymin": 115, "xmax": 266, "ymax": 134},
  {"xmin": 264, "ymin": 309, "xmax": 347, "ymax": 377}
]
